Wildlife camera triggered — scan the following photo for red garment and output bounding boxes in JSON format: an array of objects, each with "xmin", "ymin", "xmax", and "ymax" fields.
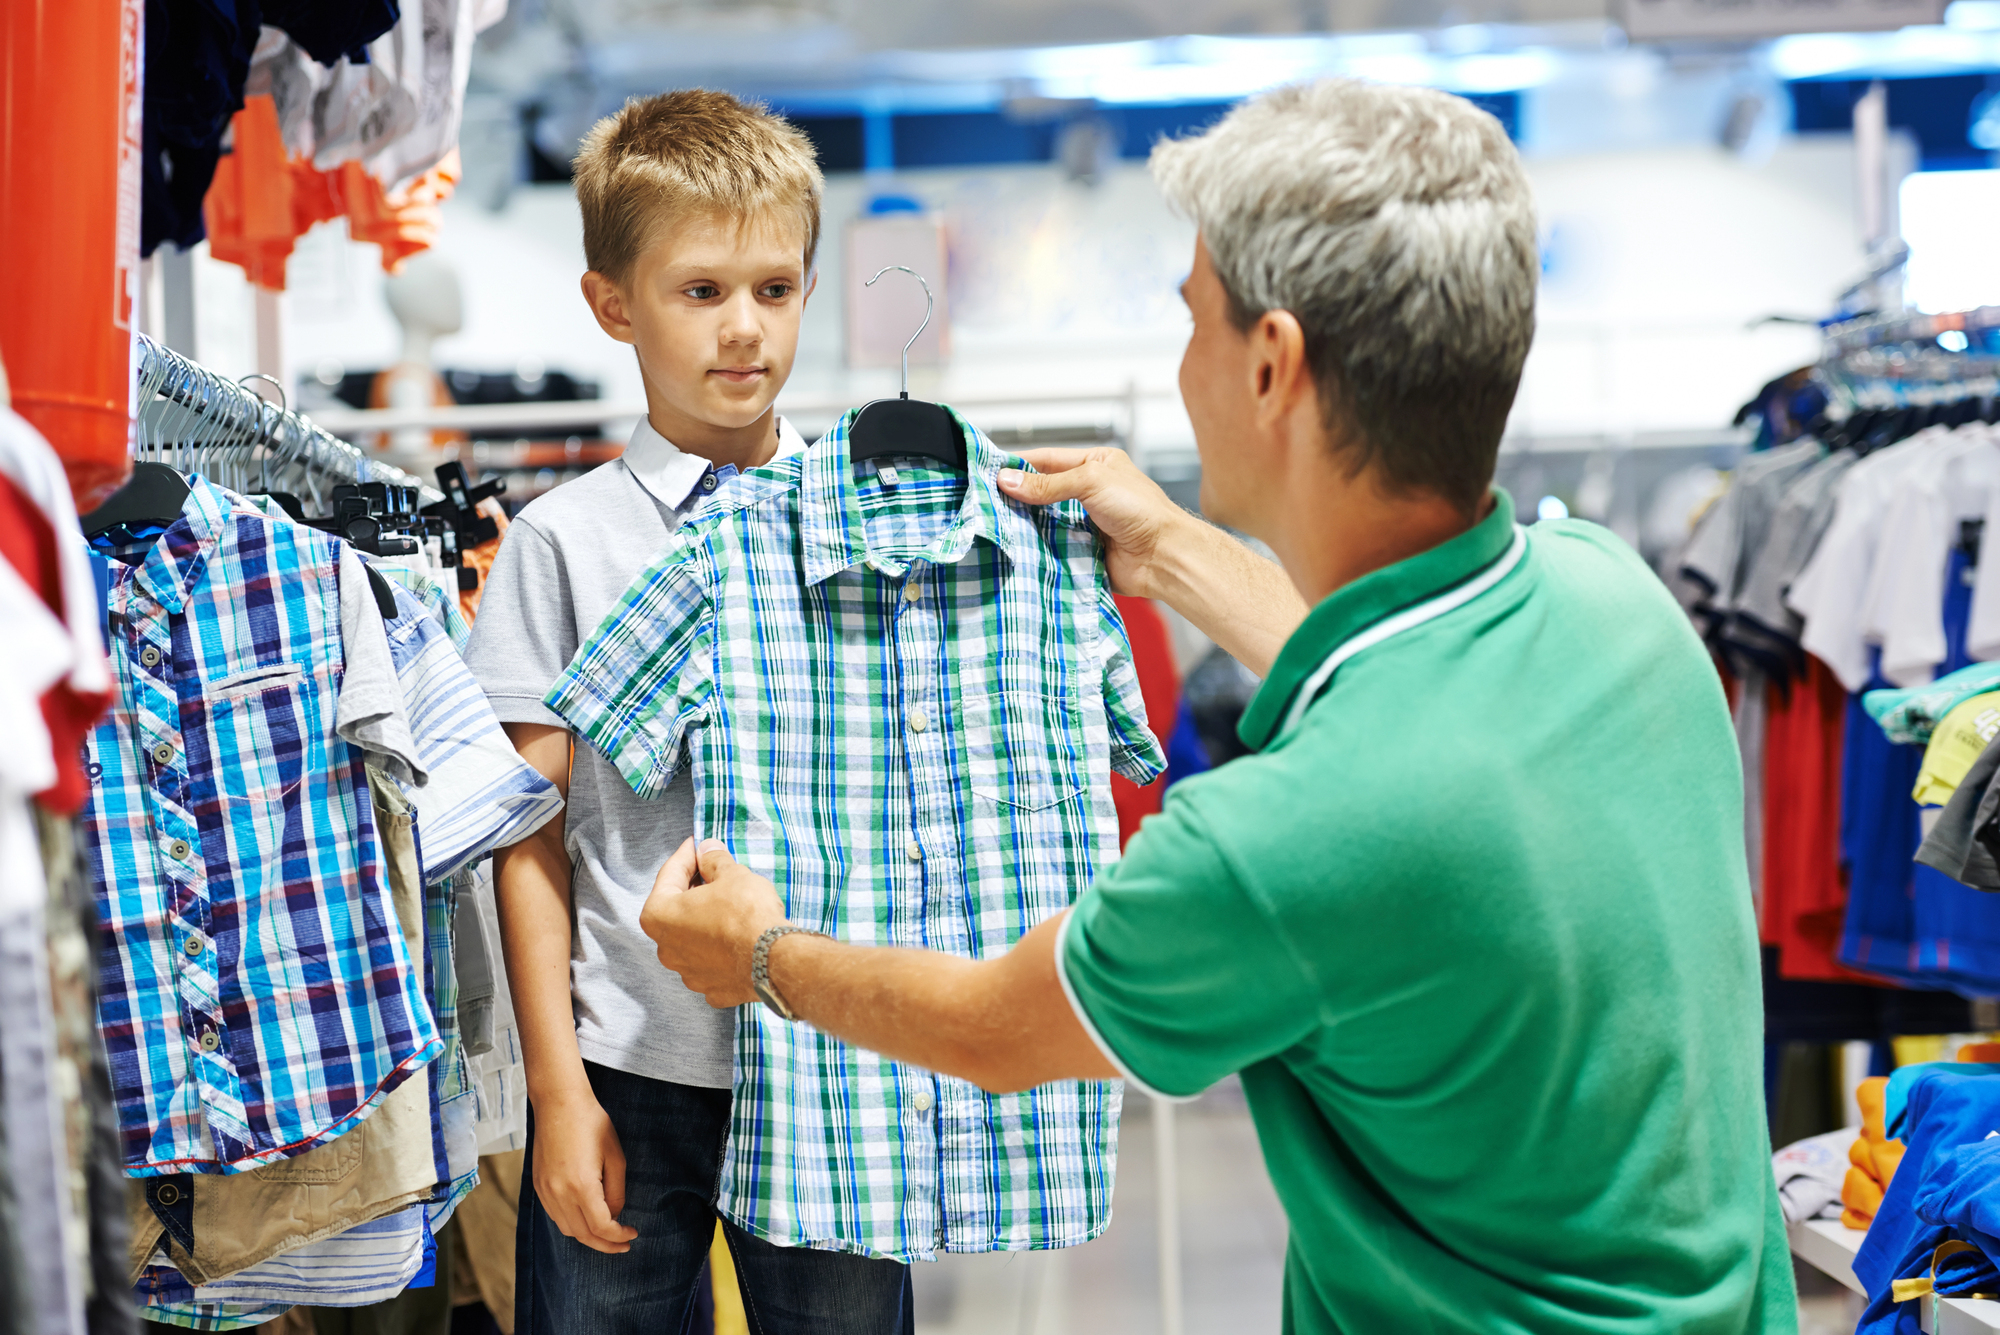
[
  {"xmin": 1111, "ymin": 595, "xmax": 1179, "ymax": 849},
  {"xmin": 0, "ymin": 472, "xmax": 108, "ymax": 812},
  {"xmin": 1761, "ymin": 656, "xmax": 1870, "ymax": 982}
]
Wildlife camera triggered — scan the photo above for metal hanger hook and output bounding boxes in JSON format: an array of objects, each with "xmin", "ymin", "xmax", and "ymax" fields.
[
  {"xmin": 238, "ymin": 373, "xmax": 288, "ymax": 416},
  {"xmin": 864, "ymin": 265, "xmax": 933, "ymax": 398}
]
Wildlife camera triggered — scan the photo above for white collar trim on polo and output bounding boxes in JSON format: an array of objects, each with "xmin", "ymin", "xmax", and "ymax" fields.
[{"xmin": 622, "ymin": 413, "xmax": 810, "ymax": 512}]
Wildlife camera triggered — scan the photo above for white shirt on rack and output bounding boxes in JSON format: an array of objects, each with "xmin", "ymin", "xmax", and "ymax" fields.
[
  {"xmin": 1865, "ymin": 425, "xmax": 1998, "ymax": 687},
  {"xmin": 1788, "ymin": 429, "xmax": 1937, "ymax": 692},
  {"xmin": 1967, "ymin": 470, "xmax": 2000, "ymax": 664}
]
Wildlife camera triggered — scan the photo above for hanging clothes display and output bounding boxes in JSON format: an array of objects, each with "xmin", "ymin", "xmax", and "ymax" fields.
[
  {"xmin": 140, "ymin": 0, "xmax": 406, "ymax": 256},
  {"xmin": 3, "ymin": 338, "xmax": 562, "ymax": 1331},
  {"xmin": 547, "ymin": 407, "xmax": 1166, "ymax": 1261},
  {"xmin": 85, "ymin": 474, "xmax": 439, "ymax": 1175},
  {"xmin": 0, "ymin": 401, "xmax": 131, "ymax": 1335},
  {"xmin": 147, "ymin": 0, "xmax": 502, "ymax": 282},
  {"xmin": 1669, "ymin": 405, "xmax": 2000, "ymax": 995},
  {"xmin": 252, "ymin": 0, "xmax": 499, "ymax": 191},
  {"xmin": 202, "ymin": 95, "xmax": 462, "ymax": 291}
]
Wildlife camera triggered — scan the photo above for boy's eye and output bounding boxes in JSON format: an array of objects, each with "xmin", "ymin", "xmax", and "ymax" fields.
[
  {"xmin": 686, "ymin": 284, "xmax": 720, "ymax": 300},
  {"xmin": 761, "ymin": 283, "xmax": 793, "ymax": 300}
]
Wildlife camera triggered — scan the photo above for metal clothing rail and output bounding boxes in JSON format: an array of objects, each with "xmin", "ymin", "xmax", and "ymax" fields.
[
  {"xmin": 135, "ymin": 335, "xmax": 443, "ymax": 506},
  {"xmin": 1822, "ymin": 305, "xmax": 2000, "ymax": 358},
  {"xmin": 1816, "ymin": 306, "xmax": 2000, "ymax": 407}
]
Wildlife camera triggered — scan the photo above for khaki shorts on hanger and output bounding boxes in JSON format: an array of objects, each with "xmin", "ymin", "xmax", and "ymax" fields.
[{"xmin": 128, "ymin": 767, "xmax": 442, "ymax": 1286}]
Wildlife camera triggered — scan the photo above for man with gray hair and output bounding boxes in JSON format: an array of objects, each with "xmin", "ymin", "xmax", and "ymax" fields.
[{"xmin": 636, "ymin": 79, "xmax": 1794, "ymax": 1331}]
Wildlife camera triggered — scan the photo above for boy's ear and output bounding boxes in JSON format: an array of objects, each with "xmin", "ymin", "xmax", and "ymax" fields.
[
  {"xmin": 580, "ymin": 271, "xmax": 636, "ymax": 346},
  {"xmin": 802, "ymin": 269, "xmax": 818, "ymax": 305}
]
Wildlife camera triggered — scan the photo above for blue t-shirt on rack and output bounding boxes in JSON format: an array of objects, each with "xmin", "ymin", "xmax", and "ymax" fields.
[{"xmin": 1840, "ymin": 547, "xmax": 2000, "ymax": 993}]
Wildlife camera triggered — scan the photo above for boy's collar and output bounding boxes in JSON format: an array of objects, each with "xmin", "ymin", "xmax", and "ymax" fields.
[{"xmin": 622, "ymin": 415, "xmax": 808, "ymax": 512}]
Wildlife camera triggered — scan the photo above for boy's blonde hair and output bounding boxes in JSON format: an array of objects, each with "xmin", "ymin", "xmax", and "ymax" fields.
[{"xmin": 573, "ymin": 90, "xmax": 824, "ymax": 285}]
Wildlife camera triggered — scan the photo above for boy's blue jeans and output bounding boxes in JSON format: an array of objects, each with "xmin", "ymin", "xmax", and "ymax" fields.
[{"xmin": 516, "ymin": 1060, "xmax": 914, "ymax": 1335}]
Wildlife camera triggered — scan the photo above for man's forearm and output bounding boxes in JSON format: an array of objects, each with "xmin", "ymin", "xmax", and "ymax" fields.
[
  {"xmin": 1151, "ymin": 514, "xmax": 1306, "ymax": 679},
  {"xmin": 764, "ymin": 913, "xmax": 1115, "ymax": 1093}
]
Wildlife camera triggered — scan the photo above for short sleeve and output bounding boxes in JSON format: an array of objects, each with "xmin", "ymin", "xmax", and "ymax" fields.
[
  {"xmin": 463, "ymin": 517, "xmax": 579, "ymax": 728},
  {"xmin": 544, "ymin": 551, "xmax": 713, "ymax": 800},
  {"xmin": 382, "ymin": 582, "xmax": 562, "ymax": 881},
  {"xmin": 335, "ymin": 545, "xmax": 424, "ymax": 786},
  {"xmin": 1677, "ymin": 482, "xmax": 1742, "ymax": 606},
  {"xmin": 1093, "ymin": 581, "xmax": 1167, "ymax": 786},
  {"xmin": 1058, "ymin": 794, "xmax": 1317, "ymax": 1098},
  {"xmin": 1790, "ymin": 474, "xmax": 1877, "ymax": 693},
  {"xmin": 1969, "ymin": 484, "xmax": 2000, "ymax": 662}
]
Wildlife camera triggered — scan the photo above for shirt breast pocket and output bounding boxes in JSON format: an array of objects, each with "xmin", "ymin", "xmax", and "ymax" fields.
[
  {"xmin": 960, "ymin": 690, "xmax": 1085, "ymax": 814},
  {"xmin": 202, "ymin": 662, "xmax": 314, "ymax": 884},
  {"xmin": 955, "ymin": 680, "xmax": 1092, "ymax": 942}
]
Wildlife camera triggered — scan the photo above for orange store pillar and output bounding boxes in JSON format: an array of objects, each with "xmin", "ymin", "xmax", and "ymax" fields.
[{"xmin": 0, "ymin": 0, "xmax": 145, "ymax": 507}]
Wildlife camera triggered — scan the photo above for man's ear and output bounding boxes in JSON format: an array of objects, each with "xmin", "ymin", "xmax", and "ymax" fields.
[
  {"xmin": 1249, "ymin": 308, "xmax": 1313, "ymax": 429},
  {"xmin": 581, "ymin": 270, "xmax": 636, "ymax": 345}
]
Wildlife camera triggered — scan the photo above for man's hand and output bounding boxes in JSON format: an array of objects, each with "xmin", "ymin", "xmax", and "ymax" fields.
[
  {"xmin": 641, "ymin": 838, "xmax": 787, "ymax": 1007},
  {"xmin": 999, "ymin": 446, "xmax": 1307, "ymax": 679},
  {"xmin": 529, "ymin": 1092, "xmax": 638, "ymax": 1254},
  {"xmin": 998, "ymin": 447, "xmax": 1194, "ymax": 601}
]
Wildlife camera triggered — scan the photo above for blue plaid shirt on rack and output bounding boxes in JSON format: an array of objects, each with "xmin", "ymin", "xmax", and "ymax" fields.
[
  {"xmin": 83, "ymin": 476, "xmax": 440, "ymax": 1175},
  {"xmin": 548, "ymin": 408, "xmax": 1165, "ymax": 1261}
]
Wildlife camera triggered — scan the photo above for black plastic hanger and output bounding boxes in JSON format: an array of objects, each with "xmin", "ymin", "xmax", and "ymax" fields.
[
  {"xmin": 847, "ymin": 265, "xmax": 965, "ymax": 472},
  {"xmin": 81, "ymin": 462, "xmax": 191, "ymax": 537},
  {"xmin": 422, "ymin": 461, "xmax": 505, "ymax": 553}
]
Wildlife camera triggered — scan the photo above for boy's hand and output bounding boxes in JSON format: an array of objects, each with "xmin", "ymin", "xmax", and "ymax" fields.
[
  {"xmin": 529, "ymin": 1090, "xmax": 638, "ymax": 1254},
  {"xmin": 643, "ymin": 838, "xmax": 786, "ymax": 1007}
]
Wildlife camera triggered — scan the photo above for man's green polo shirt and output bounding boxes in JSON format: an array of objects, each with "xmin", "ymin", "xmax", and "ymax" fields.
[{"xmin": 1059, "ymin": 490, "xmax": 1794, "ymax": 1333}]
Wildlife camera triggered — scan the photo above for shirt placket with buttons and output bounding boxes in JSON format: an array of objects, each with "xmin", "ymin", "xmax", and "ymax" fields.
[
  {"xmin": 112, "ymin": 571, "xmax": 237, "ymax": 1155},
  {"xmin": 874, "ymin": 495, "xmax": 1004, "ymax": 1250},
  {"xmin": 898, "ymin": 556, "xmax": 959, "ymax": 1203}
]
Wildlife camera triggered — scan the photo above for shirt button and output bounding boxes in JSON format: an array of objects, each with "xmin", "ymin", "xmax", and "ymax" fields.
[
  {"xmin": 902, "ymin": 582, "xmax": 921, "ymax": 604},
  {"xmin": 151, "ymin": 742, "xmax": 174, "ymax": 765},
  {"xmin": 168, "ymin": 839, "xmax": 191, "ymax": 861},
  {"xmin": 140, "ymin": 646, "xmax": 162, "ymax": 667},
  {"xmin": 905, "ymin": 839, "xmax": 922, "ymax": 862},
  {"xmin": 912, "ymin": 1087, "xmax": 934, "ymax": 1113},
  {"xmin": 909, "ymin": 709, "xmax": 929, "ymax": 733},
  {"xmin": 700, "ymin": 472, "xmax": 718, "ymax": 493},
  {"xmin": 183, "ymin": 935, "xmax": 204, "ymax": 958},
  {"xmin": 198, "ymin": 1030, "xmax": 220, "ymax": 1052}
]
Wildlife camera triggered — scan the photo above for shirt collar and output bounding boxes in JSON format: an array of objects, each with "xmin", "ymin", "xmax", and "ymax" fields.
[
  {"xmin": 622, "ymin": 414, "xmax": 809, "ymax": 512},
  {"xmin": 799, "ymin": 403, "xmax": 1025, "ymax": 586},
  {"xmin": 123, "ymin": 473, "xmax": 229, "ymax": 615},
  {"xmin": 1237, "ymin": 488, "xmax": 1519, "ymax": 753}
]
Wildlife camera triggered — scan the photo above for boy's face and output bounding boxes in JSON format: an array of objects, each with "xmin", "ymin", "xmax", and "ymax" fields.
[{"xmin": 582, "ymin": 209, "xmax": 813, "ymax": 440}]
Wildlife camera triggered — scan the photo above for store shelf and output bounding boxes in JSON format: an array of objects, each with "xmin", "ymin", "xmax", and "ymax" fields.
[
  {"xmin": 1789, "ymin": 1217, "xmax": 2000, "ymax": 1333},
  {"xmin": 1791, "ymin": 1218, "xmax": 1865, "ymax": 1295}
]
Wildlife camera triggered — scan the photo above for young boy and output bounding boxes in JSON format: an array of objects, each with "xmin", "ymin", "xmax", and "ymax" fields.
[{"xmin": 466, "ymin": 92, "xmax": 912, "ymax": 1331}]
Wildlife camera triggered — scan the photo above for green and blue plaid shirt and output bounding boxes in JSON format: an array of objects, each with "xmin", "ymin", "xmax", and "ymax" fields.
[{"xmin": 548, "ymin": 408, "xmax": 1164, "ymax": 1260}]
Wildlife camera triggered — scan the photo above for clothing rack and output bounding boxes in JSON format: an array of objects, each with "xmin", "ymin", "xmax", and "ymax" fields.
[
  {"xmin": 135, "ymin": 334, "xmax": 443, "ymax": 507},
  {"xmin": 1824, "ymin": 304, "xmax": 2000, "ymax": 356},
  {"xmin": 1819, "ymin": 306, "xmax": 2000, "ymax": 397}
]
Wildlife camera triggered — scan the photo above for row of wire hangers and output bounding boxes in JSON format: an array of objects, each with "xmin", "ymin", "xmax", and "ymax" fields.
[{"xmin": 133, "ymin": 334, "xmax": 441, "ymax": 508}]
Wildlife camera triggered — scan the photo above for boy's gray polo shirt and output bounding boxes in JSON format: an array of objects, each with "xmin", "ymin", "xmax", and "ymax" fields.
[{"xmin": 465, "ymin": 415, "xmax": 807, "ymax": 1088}]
